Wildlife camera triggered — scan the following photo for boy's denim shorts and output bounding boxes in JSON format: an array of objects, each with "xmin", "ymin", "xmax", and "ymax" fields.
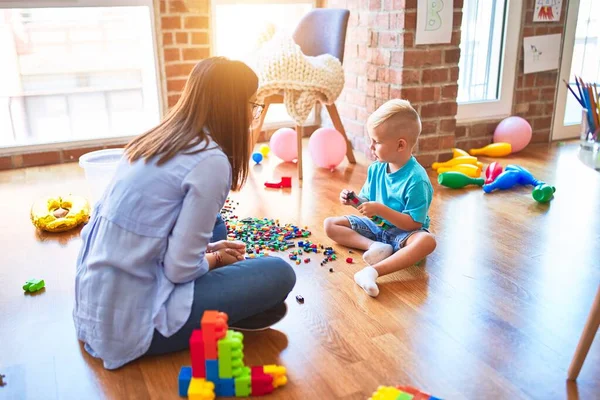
[{"xmin": 346, "ymin": 215, "xmax": 429, "ymax": 252}]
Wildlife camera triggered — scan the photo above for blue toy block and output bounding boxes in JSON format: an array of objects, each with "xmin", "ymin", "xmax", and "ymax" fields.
[
  {"xmin": 206, "ymin": 359, "xmax": 219, "ymax": 382},
  {"xmin": 215, "ymin": 378, "xmax": 235, "ymax": 397},
  {"xmin": 178, "ymin": 366, "xmax": 192, "ymax": 397}
]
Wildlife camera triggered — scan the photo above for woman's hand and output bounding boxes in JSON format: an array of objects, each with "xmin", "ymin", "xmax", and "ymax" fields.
[{"xmin": 208, "ymin": 240, "xmax": 246, "ymax": 261}]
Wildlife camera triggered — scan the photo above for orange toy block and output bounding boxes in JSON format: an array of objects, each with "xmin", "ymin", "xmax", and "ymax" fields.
[{"xmin": 201, "ymin": 311, "xmax": 228, "ymax": 359}]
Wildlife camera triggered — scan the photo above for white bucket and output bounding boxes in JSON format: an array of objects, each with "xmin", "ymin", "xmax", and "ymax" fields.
[{"xmin": 79, "ymin": 148, "xmax": 125, "ymax": 204}]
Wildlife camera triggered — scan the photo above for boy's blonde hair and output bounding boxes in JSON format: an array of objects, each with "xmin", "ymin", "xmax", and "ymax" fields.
[{"xmin": 366, "ymin": 99, "xmax": 422, "ymax": 147}]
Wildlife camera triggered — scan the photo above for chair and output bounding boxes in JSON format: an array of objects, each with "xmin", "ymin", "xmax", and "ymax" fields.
[
  {"xmin": 252, "ymin": 8, "xmax": 357, "ymax": 180},
  {"xmin": 567, "ymin": 285, "xmax": 600, "ymax": 380}
]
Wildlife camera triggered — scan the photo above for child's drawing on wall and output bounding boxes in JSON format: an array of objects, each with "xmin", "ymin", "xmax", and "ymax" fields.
[{"xmin": 534, "ymin": 0, "xmax": 562, "ymax": 22}]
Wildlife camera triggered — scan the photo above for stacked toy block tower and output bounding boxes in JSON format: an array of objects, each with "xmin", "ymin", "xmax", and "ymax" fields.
[{"xmin": 178, "ymin": 310, "xmax": 287, "ymax": 399}]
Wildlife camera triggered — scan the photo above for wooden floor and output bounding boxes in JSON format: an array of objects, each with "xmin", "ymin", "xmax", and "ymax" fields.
[{"xmin": 1, "ymin": 141, "xmax": 599, "ymax": 400}]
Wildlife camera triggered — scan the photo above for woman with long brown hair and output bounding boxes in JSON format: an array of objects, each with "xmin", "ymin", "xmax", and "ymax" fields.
[{"xmin": 73, "ymin": 57, "xmax": 296, "ymax": 370}]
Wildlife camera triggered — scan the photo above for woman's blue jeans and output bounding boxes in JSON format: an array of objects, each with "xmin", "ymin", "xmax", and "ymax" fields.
[{"xmin": 146, "ymin": 215, "xmax": 296, "ymax": 355}]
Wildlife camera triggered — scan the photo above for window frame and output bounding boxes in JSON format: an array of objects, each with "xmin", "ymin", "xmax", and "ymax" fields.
[
  {"xmin": 456, "ymin": 0, "xmax": 523, "ymax": 123},
  {"xmin": 0, "ymin": 0, "xmax": 162, "ymax": 154},
  {"xmin": 211, "ymin": 0, "xmax": 318, "ymax": 129}
]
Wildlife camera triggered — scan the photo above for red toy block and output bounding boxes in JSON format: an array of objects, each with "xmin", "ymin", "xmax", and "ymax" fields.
[
  {"xmin": 397, "ymin": 385, "xmax": 431, "ymax": 400},
  {"xmin": 201, "ymin": 311, "xmax": 228, "ymax": 359},
  {"xmin": 264, "ymin": 176, "xmax": 292, "ymax": 189},
  {"xmin": 250, "ymin": 366, "xmax": 274, "ymax": 396},
  {"xmin": 190, "ymin": 329, "xmax": 206, "ymax": 378}
]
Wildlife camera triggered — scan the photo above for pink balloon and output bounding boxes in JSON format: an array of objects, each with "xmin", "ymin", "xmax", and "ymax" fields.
[
  {"xmin": 493, "ymin": 116, "xmax": 532, "ymax": 153},
  {"xmin": 308, "ymin": 127, "xmax": 347, "ymax": 169},
  {"xmin": 269, "ymin": 128, "xmax": 298, "ymax": 162}
]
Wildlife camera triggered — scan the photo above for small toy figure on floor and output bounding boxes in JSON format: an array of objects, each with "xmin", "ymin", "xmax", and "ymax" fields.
[{"xmin": 324, "ymin": 100, "xmax": 437, "ymax": 297}]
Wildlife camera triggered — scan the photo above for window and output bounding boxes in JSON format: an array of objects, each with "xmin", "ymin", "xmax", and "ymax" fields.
[
  {"xmin": 0, "ymin": 0, "xmax": 161, "ymax": 150},
  {"xmin": 456, "ymin": 0, "xmax": 522, "ymax": 121},
  {"xmin": 212, "ymin": 0, "xmax": 316, "ymax": 128},
  {"xmin": 563, "ymin": 0, "xmax": 600, "ymax": 125}
]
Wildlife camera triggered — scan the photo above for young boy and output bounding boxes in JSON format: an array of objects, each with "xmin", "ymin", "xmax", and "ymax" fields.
[{"xmin": 324, "ymin": 99, "xmax": 436, "ymax": 297}]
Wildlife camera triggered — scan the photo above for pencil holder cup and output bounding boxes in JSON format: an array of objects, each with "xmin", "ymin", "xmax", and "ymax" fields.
[{"xmin": 580, "ymin": 108, "xmax": 599, "ymax": 149}]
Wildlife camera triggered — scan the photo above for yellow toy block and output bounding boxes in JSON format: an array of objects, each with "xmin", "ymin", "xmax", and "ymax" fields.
[
  {"xmin": 369, "ymin": 385, "xmax": 402, "ymax": 400},
  {"xmin": 188, "ymin": 378, "xmax": 215, "ymax": 400},
  {"xmin": 263, "ymin": 364, "xmax": 287, "ymax": 388}
]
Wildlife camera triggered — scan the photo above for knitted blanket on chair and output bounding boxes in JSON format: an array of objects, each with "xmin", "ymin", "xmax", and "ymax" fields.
[{"xmin": 255, "ymin": 33, "xmax": 345, "ymax": 125}]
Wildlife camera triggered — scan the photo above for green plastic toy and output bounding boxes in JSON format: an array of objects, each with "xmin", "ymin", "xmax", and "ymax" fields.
[
  {"xmin": 23, "ymin": 278, "xmax": 45, "ymax": 293},
  {"xmin": 438, "ymin": 171, "xmax": 484, "ymax": 189},
  {"xmin": 532, "ymin": 183, "xmax": 556, "ymax": 203}
]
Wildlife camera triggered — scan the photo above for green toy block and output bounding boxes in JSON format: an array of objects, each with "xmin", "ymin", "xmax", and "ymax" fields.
[
  {"xmin": 23, "ymin": 278, "xmax": 45, "ymax": 293},
  {"xmin": 234, "ymin": 368, "xmax": 251, "ymax": 397},
  {"xmin": 396, "ymin": 392, "xmax": 414, "ymax": 400},
  {"xmin": 218, "ymin": 330, "xmax": 244, "ymax": 379}
]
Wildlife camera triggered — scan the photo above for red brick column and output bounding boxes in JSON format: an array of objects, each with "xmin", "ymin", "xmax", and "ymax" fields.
[
  {"xmin": 158, "ymin": 0, "xmax": 211, "ymax": 109},
  {"xmin": 325, "ymin": 0, "xmax": 463, "ymax": 165}
]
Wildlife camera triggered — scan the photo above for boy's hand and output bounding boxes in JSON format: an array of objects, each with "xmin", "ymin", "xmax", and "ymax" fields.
[
  {"xmin": 340, "ymin": 189, "xmax": 353, "ymax": 205},
  {"xmin": 358, "ymin": 202, "xmax": 382, "ymax": 218}
]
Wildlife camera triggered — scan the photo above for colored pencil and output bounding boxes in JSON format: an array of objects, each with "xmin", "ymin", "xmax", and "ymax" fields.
[
  {"xmin": 575, "ymin": 76, "xmax": 585, "ymax": 105},
  {"xmin": 588, "ymin": 85, "xmax": 599, "ymax": 129},
  {"xmin": 564, "ymin": 79, "xmax": 584, "ymax": 106}
]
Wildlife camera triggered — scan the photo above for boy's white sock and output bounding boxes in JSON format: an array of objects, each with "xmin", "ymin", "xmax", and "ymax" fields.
[
  {"xmin": 363, "ymin": 242, "xmax": 394, "ymax": 265},
  {"xmin": 354, "ymin": 266, "xmax": 380, "ymax": 297}
]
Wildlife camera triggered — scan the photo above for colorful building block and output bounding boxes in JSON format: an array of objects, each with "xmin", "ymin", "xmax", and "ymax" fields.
[
  {"xmin": 263, "ymin": 365, "xmax": 287, "ymax": 388},
  {"xmin": 190, "ymin": 330, "xmax": 206, "ymax": 378},
  {"xmin": 188, "ymin": 378, "xmax": 215, "ymax": 400},
  {"xmin": 250, "ymin": 366, "xmax": 274, "ymax": 396},
  {"xmin": 396, "ymin": 392, "xmax": 414, "ymax": 400},
  {"xmin": 217, "ymin": 330, "xmax": 244, "ymax": 379},
  {"xmin": 234, "ymin": 369, "xmax": 251, "ymax": 397},
  {"xmin": 202, "ymin": 311, "xmax": 228, "ymax": 359},
  {"xmin": 369, "ymin": 386, "xmax": 402, "ymax": 400},
  {"xmin": 179, "ymin": 366, "xmax": 192, "ymax": 397},
  {"xmin": 215, "ymin": 378, "xmax": 235, "ymax": 397},
  {"xmin": 396, "ymin": 385, "xmax": 431, "ymax": 400},
  {"xmin": 370, "ymin": 385, "xmax": 441, "ymax": 400},
  {"xmin": 206, "ymin": 360, "xmax": 219, "ymax": 382},
  {"xmin": 23, "ymin": 278, "xmax": 45, "ymax": 293}
]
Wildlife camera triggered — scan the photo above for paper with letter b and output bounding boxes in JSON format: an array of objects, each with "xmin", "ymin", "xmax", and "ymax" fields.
[{"xmin": 416, "ymin": 0, "xmax": 454, "ymax": 45}]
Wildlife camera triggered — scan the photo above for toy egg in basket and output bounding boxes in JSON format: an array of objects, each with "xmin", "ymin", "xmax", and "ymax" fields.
[{"xmin": 30, "ymin": 195, "xmax": 91, "ymax": 233}]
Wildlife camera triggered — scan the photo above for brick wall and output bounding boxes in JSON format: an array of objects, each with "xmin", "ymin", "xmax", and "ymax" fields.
[
  {"xmin": 323, "ymin": 0, "xmax": 568, "ymax": 166},
  {"xmin": 456, "ymin": 0, "xmax": 568, "ymax": 152},
  {"xmin": 0, "ymin": 0, "xmax": 570, "ymax": 171},
  {"xmin": 158, "ymin": 0, "xmax": 211, "ymax": 109},
  {"xmin": 322, "ymin": 0, "xmax": 461, "ymax": 166}
]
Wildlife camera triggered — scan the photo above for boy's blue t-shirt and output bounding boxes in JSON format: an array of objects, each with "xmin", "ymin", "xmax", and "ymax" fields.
[{"xmin": 359, "ymin": 156, "xmax": 433, "ymax": 229}]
